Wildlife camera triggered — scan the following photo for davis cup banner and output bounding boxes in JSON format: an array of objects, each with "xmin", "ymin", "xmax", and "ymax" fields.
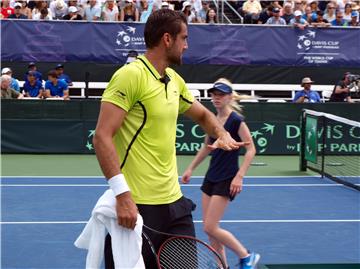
[{"xmin": 2, "ymin": 20, "xmax": 360, "ymax": 67}]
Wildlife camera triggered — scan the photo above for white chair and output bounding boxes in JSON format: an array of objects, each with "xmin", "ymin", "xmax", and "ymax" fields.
[{"xmin": 266, "ymin": 99, "xmax": 287, "ymax": 103}]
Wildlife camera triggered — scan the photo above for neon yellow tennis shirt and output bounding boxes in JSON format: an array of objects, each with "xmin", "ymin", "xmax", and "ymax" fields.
[{"xmin": 102, "ymin": 56, "xmax": 194, "ymax": 205}]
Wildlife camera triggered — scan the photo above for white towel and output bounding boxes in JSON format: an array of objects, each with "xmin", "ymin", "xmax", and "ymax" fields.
[{"xmin": 74, "ymin": 189, "xmax": 145, "ymax": 269}]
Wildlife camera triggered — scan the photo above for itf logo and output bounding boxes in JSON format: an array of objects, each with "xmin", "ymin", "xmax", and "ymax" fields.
[
  {"xmin": 297, "ymin": 30, "xmax": 316, "ymax": 51},
  {"xmin": 115, "ymin": 25, "xmax": 145, "ymax": 50}
]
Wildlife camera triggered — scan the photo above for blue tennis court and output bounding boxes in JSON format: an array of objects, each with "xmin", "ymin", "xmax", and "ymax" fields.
[{"xmin": 1, "ymin": 176, "xmax": 360, "ymax": 268}]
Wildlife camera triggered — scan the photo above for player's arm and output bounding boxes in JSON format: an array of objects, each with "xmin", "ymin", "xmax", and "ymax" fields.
[
  {"xmin": 230, "ymin": 122, "xmax": 256, "ymax": 197},
  {"xmin": 184, "ymin": 100, "xmax": 248, "ymax": 150},
  {"xmin": 93, "ymin": 102, "xmax": 138, "ymax": 229},
  {"xmin": 334, "ymin": 84, "xmax": 349, "ymax": 94}
]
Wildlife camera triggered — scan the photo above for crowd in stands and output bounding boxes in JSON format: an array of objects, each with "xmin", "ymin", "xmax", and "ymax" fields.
[{"xmin": 1, "ymin": 0, "xmax": 359, "ymax": 26}]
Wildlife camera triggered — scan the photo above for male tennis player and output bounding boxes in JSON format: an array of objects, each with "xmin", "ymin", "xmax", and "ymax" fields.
[{"xmin": 93, "ymin": 9, "xmax": 247, "ymax": 269}]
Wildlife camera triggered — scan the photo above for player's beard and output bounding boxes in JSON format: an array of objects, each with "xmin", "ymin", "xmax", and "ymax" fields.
[{"xmin": 167, "ymin": 48, "xmax": 182, "ymax": 66}]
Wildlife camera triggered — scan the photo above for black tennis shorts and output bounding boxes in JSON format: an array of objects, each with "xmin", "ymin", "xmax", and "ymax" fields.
[{"xmin": 201, "ymin": 178, "xmax": 236, "ymax": 201}]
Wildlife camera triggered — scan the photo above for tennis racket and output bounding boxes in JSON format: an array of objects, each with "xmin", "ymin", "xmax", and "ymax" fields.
[{"xmin": 142, "ymin": 224, "xmax": 227, "ymax": 269}]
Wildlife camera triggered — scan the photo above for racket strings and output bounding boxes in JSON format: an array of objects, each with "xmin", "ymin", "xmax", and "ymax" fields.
[{"xmin": 158, "ymin": 237, "xmax": 224, "ymax": 269}]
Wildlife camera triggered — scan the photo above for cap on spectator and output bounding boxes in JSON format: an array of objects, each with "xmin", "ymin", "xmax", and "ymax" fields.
[
  {"xmin": 294, "ymin": 10, "xmax": 302, "ymax": 17},
  {"xmin": 28, "ymin": 62, "xmax": 36, "ymax": 68},
  {"xmin": 56, "ymin": 0, "xmax": 65, "ymax": 9},
  {"xmin": 55, "ymin": 63, "xmax": 64, "ymax": 69},
  {"xmin": 27, "ymin": 71, "xmax": 37, "ymax": 77},
  {"xmin": 68, "ymin": 6, "xmax": 78, "ymax": 13},
  {"xmin": 14, "ymin": 3, "xmax": 22, "ymax": 8},
  {"xmin": 1, "ymin": 67, "xmax": 12, "ymax": 74},
  {"xmin": 182, "ymin": 1, "xmax": 191, "ymax": 11},
  {"xmin": 351, "ymin": 11, "xmax": 359, "ymax": 17},
  {"xmin": 208, "ymin": 81, "xmax": 233, "ymax": 94},
  {"xmin": 301, "ymin": 77, "xmax": 314, "ymax": 85},
  {"xmin": 161, "ymin": 1, "xmax": 169, "ymax": 8},
  {"xmin": 273, "ymin": 7, "xmax": 280, "ymax": 13}
]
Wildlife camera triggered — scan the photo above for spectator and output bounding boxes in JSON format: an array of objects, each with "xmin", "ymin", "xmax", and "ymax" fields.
[
  {"xmin": 290, "ymin": 10, "xmax": 308, "ymax": 29},
  {"xmin": 182, "ymin": 1, "xmax": 197, "ymax": 23},
  {"xmin": 329, "ymin": 72, "xmax": 354, "ymax": 102},
  {"xmin": 242, "ymin": 0, "xmax": 262, "ymax": 24},
  {"xmin": 311, "ymin": 10, "xmax": 330, "ymax": 27},
  {"xmin": 17, "ymin": 0, "xmax": 32, "ymax": 19},
  {"xmin": 62, "ymin": 6, "xmax": 83, "ymax": 20},
  {"xmin": 171, "ymin": 0, "xmax": 184, "ymax": 11},
  {"xmin": 1, "ymin": 68, "xmax": 20, "ymax": 92},
  {"xmin": 309, "ymin": 0, "xmax": 319, "ymax": 13},
  {"xmin": 119, "ymin": 0, "xmax": 139, "ymax": 21},
  {"xmin": 258, "ymin": 6, "xmax": 273, "ymax": 24},
  {"xmin": 323, "ymin": 2, "xmax": 336, "ymax": 22},
  {"xmin": 331, "ymin": 10, "xmax": 348, "ymax": 26},
  {"xmin": 45, "ymin": 70, "xmax": 69, "ymax": 100},
  {"xmin": 266, "ymin": 7, "xmax": 287, "ymax": 25},
  {"xmin": 55, "ymin": 64, "xmax": 73, "ymax": 86},
  {"xmin": 68, "ymin": 0, "xmax": 85, "ymax": 18},
  {"xmin": 8, "ymin": 2, "xmax": 28, "ymax": 19},
  {"xmin": 23, "ymin": 71, "xmax": 44, "ymax": 98},
  {"xmin": 281, "ymin": 2, "xmax": 294, "ymax": 24},
  {"xmin": 205, "ymin": 8, "xmax": 218, "ymax": 24},
  {"xmin": 33, "ymin": 8, "xmax": 52, "ymax": 20},
  {"xmin": 349, "ymin": 11, "xmax": 360, "ymax": 26},
  {"xmin": 303, "ymin": 5, "xmax": 315, "ymax": 23},
  {"xmin": 49, "ymin": 0, "xmax": 68, "ymax": 20},
  {"xmin": 293, "ymin": 77, "xmax": 321, "ymax": 103},
  {"xmin": 1, "ymin": 75, "xmax": 23, "ymax": 99},
  {"xmin": 293, "ymin": 0, "xmax": 305, "ymax": 13},
  {"xmin": 1, "ymin": 0, "xmax": 14, "ymax": 18},
  {"xmin": 161, "ymin": 1, "xmax": 173, "ymax": 10},
  {"xmin": 198, "ymin": 1, "xmax": 210, "ymax": 23},
  {"xmin": 25, "ymin": 62, "xmax": 43, "ymax": 83},
  {"xmin": 102, "ymin": 0, "xmax": 119, "ymax": 21},
  {"xmin": 84, "ymin": 0, "xmax": 101, "ymax": 21},
  {"xmin": 343, "ymin": 3, "xmax": 352, "ymax": 21},
  {"xmin": 32, "ymin": 1, "xmax": 53, "ymax": 20},
  {"xmin": 139, "ymin": 0, "xmax": 154, "ymax": 23}
]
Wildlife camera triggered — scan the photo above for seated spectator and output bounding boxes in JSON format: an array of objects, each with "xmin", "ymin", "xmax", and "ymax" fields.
[
  {"xmin": 1, "ymin": 75, "xmax": 23, "ymax": 99},
  {"xmin": 303, "ymin": 5, "xmax": 315, "ymax": 23},
  {"xmin": 331, "ymin": 11, "xmax": 348, "ymax": 26},
  {"xmin": 206, "ymin": 8, "xmax": 218, "ymax": 24},
  {"xmin": 55, "ymin": 64, "xmax": 73, "ymax": 86},
  {"xmin": 24, "ymin": 62, "xmax": 43, "ymax": 83},
  {"xmin": 258, "ymin": 6, "xmax": 273, "ymax": 24},
  {"xmin": 84, "ymin": 0, "xmax": 101, "ymax": 21},
  {"xmin": 102, "ymin": 0, "xmax": 119, "ymax": 21},
  {"xmin": 323, "ymin": 2, "xmax": 336, "ymax": 22},
  {"xmin": 311, "ymin": 10, "xmax": 330, "ymax": 27},
  {"xmin": 139, "ymin": 0, "xmax": 154, "ymax": 23},
  {"xmin": 349, "ymin": 11, "xmax": 360, "ymax": 26},
  {"xmin": 198, "ymin": 1, "xmax": 210, "ymax": 23},
  {"xmin": 293, "ymin": 77, "xmax": 321, "ymax": 103},
  {"xmin": 62, "ymin": 6, "xmax": 83, "ymax": 20},
  {"xmin": 23, "ymin": 71, "xmax": 44, "ymax": 98},
  {"xmin": 1, "ymin": 67, "xmax": 20, "ymax": 92},
  {"xmin": 266, "ymin": 7, "xmax": 287, "ymax": 25},
  {"xmin": 241, "ymin": 0, "xmax": 262, "ymax": 24},
  {"xmin": 119, "ymin": 0, "xmax": 139, "ymax": 22},
  {"xmin": 290, "ymin": 10, "xmax": 308, "ymax": 29},
  {"xmin": 17, "ymin": 0, "xmax": 32, "ymax": 19},
  {"xmin": 32, "ymin": 1, "xmax": 53, "ymax": 20},
  {"xmin": 343, "ymin": 2, "xmax": 352, "ymax": 21},
  {"xmin": 33, "ymin": 8, "xmax": 53, "ymax": 20},
  {"xmin": 182, "ymin": 1, "xmax": 197, "ymax": 23},
  {"xmin": 329, "ymin": 72, "xmax": 354, "ymax": 102},
  {"xmin": 68, "ymin": 0, "xmax": 85, "ymax": 18},
  {"xmin": 281, "ymin": 2, "xmax": 294, "ymax": 24},
  {"xmin": 45, "ymin": 70, "xmax": 69, "ymax": 100},
  {"xmin": 1, "ymin": 0, "xmax": 14, "ymax": 18},
  {"xmin": 8, "ymin": 2, "xmax": 28, "ymax": 19},
  {"xmin": 49, "ymin": 0, "xmax": 68, "ymax": 20}
]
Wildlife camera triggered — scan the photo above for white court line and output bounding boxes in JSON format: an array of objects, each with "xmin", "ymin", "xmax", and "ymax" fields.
[
  {"xmin": 1, "ymin": 219, "xmax": 359, "ymax": 225},
  {"xmin": 2, "ymin": 183, "xmax": 358, "ymax": 187}
]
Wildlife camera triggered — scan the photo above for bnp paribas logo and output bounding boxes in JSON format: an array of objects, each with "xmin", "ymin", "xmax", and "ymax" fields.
[
  {"xmin": 251, "ymin": 123, "xmax": 275, "ymax": 153},
  {"xmin": 297, "ymin": 30, "xmax": 316, "ymax": 51},
  {"xmin": 85, "ymin": 130, "xmax": 96, "ymax": 151}
]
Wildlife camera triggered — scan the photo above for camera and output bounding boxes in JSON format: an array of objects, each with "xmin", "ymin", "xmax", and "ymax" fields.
[{"xmin": 347, "ymin": 74, "xmax": 360, "ymax": 92}]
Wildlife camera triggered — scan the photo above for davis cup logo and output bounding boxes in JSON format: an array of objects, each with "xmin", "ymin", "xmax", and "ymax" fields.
[
  {"xmin": 297, "ymin": 30, "xmax": 316, "ymax": 51},
  {"xmin": 115, "ymin": 26, "xmax": 145, "ymax": 50}
]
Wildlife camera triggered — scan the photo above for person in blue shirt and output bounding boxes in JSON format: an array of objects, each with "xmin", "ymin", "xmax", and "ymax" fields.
[
  {"xmin": 23, "ymin": 71, "xmax": 44, "ymax": 98},
  {"xmin": 1, "ymin": 67, "xmax": 20, "ymax": 92},
  {"xmin": 45, "ymin": 70, "xmax": 69, "ymax": 100},
  {"xmin": 293, "ymin": 77, "xmax": 321, "ymax": 103},
  {"xmin": 331, "ymin": 11, "xmax": 348, "ymax": 26},
  {"xmin": 181, "ymin": 78, "xmax": 259, "ymax": 269},
  {"xmin": 55, "ymin": 64, "xmax": 73, "ymax": 86},
  {"xmin": 24, "ymin": 62, "xmax": 43, "ymax": 83}
]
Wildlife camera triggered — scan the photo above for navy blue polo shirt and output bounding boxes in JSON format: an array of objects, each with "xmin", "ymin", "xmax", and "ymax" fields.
[
  {"xmin": 23, "ymin": 80, "xmax": 43, "ymax": 97},
  {"xmin": 45, "ymin": 79, "xmax": 68, "ymax": 97}
]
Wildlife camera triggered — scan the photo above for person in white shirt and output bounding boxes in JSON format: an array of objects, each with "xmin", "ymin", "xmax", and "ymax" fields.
[{"xmin": 102, "ymin": 0, "xmax": 119, "ymax": 21}]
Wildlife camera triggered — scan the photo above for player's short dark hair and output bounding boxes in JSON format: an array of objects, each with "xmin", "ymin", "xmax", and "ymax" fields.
[
  {"xmin": 47, "ymin": 70, "xmax": 58, "ymax": 78},
  {"xmin": 144, "ymin": 9, "xmax": 187, "ymax": 49}
]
